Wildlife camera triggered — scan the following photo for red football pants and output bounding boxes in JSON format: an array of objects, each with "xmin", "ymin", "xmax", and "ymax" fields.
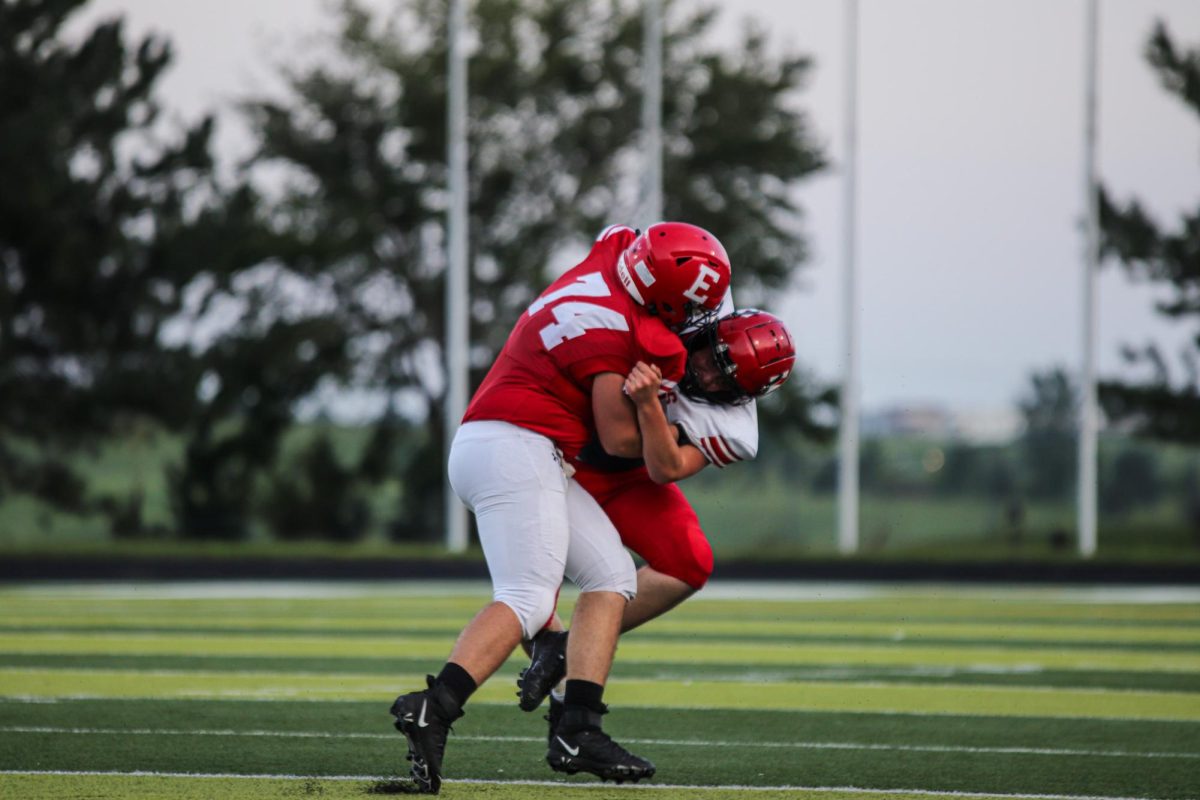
[{"xmin": 572, "ymin": 465, "xmax": 714, "ymax": 590}]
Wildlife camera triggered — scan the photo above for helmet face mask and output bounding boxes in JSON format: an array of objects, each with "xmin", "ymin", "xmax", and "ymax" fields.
[
  {"xmin": 672, "ymin": 301, "xmax": 719, "ymax": 333},
  {"xmin": 680, "ymin": 323, "xmax": 748, "ymax": 405},
  {"xmin": 615, "ymin": 222, "xmax": 731, "ymax": 330},
  {"xmin": 680, "ymin": 309, "xmax": 796, "ymax": 405}
]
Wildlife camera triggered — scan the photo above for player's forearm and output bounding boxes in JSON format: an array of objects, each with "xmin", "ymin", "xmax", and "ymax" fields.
[
  {"xmin": 635, "ymin": 401, "xmax": 687, "ymax": 483},
  {"xmin": 593, "ymin": 372, "xmax": 644, "ymax": 458},
  {"xmin": 597, "ymin": 424, "xmax": 642, "ymax": 459}
]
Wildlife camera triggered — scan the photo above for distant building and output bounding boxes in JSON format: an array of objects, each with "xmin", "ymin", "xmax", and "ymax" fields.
[
  {"xmin": 862, "ymin": 405, "xmax": 1021, "ymax": 444},
  {"xmin": 951, "ymin": 408, "xmax": 1022, "ymax": 444},
  {"xmin": 861, "ymin": 405, "xmax": 956, "ymax": 438}
]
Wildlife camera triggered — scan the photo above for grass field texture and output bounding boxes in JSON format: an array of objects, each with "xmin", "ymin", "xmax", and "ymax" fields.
[{"xmin": 1, "ymin": 581, "xmax": 1198, "ymax": 799}]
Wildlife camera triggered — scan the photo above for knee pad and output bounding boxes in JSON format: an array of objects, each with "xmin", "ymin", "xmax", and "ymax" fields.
[
  {"xmin": 494, "ymin": 585, "xmax": 558, "ymax": 640},
  {"xmin": 573, "ymin": 550, "xmax": 638, "ymax": 599}
]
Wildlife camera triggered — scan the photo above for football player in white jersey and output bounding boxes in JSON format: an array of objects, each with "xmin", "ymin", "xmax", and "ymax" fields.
[{"xmin": 517, "ymin": 307, "xmax": 796, "ymax": 722}]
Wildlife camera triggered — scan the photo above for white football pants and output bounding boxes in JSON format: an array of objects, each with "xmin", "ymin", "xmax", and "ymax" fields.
[{"xmin": 447, "ymin": 420, "xmax": 637, "ymax": 639}]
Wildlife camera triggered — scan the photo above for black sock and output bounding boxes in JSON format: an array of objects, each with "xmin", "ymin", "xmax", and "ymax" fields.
[
  {"xmin": 563, "ymin": 679, "xmax": 605, "ymax": 715},
  {"xmin": 435, "ymin": 662, "xmax": 477, "ymax": 708}
]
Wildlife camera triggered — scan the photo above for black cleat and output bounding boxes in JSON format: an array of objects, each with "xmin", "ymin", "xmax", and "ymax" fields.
[
  {"xmin": 390, "ymin": 675, "xmax": 464, "ymax": 794},
  {"xmin": 517, "ymin": 629, "xmax": 567, "ymax": 712},
  {"xmin": 543, "ymin": 694, "xmax": 564, "ymax": 746},
  {"xmin": 546, "ymin": 705, "xmax": 655, "ymax": 784}
]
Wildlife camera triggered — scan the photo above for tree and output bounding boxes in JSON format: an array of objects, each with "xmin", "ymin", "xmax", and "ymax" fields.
[
  {"xmin": 1100, "ymin": 444, "xmax": 1162, "ymax": 515},
  {"xmin": 0, "ymin": 0, "xmax": 223, "ymax": 522},
  {"xmin": 242, "ymin": 0, "xmax": 830, "ymax": 540},
  {"xmin": 936, "ymin": 443, "xmax": 981, "ymax": 496},
  {"xmin": 1017, "ymin": 367, "xmax": 1077, "ymax": 500},
  {"xmin": 1098, "ymin": 21, "xmax": 1200, "ymax": 442},
  {"xmin": 0, "ymin": 0, "xmax": 359, "ymax": 539},
  {"xmin": 261, "ymin": 433, "xmax": 371, "ymax": 541}
]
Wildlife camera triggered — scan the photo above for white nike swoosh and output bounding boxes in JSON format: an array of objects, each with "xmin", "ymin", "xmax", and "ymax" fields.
[
  {"xmin": 556, "ymin": 736, "xmax": 580, "ymax": 756},
  {"xmin": 417, "ymin": 699, "xmax": 429, "ymax": 728}
]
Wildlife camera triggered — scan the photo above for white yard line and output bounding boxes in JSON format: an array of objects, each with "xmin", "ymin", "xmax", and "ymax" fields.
[
  {"xmin": 0, "ymin": 769, "xmax": 1163, "ymax": 800},
  {"xmin": 1, "ymin": 725, "xmax": 1196, "ymax": 761}
]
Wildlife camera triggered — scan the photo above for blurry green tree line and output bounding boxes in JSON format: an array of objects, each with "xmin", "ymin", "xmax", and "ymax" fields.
[
  {"xmin": 761, "ymin": 366, "xmax": 1200, "ymax": 545},
  {"xmin": 0, "ymin": 0, "xmax": 834, "ymax": 542}
]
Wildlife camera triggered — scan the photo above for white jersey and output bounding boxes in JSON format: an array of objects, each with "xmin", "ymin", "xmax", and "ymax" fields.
[
  {"xmin": 669, "ymin": 285, "xmax": 753, "ymax": 467},
  {"xmin": 672, "ymin": 281, "xmax": 751, "ymax": 467},
  {"xmin": 663, "ymin": 387, "xmax": 759, "ymax": 467}
]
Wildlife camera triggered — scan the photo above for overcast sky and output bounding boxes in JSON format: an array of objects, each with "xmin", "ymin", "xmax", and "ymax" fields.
[{"xmin": 76, "ymin": 0, "xmax": 1200, "ymax": 414}]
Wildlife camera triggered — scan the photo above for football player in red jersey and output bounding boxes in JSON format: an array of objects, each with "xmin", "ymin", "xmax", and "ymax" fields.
[
  {"xmin": 515, "ymin": 309, "xmax": 797, "ymax": 726},
  {"xmin": 388, "ymin": 222, "xmax": 730, "ymax": 792}
]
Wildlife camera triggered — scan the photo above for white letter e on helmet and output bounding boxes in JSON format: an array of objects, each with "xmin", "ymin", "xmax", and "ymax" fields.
[{"xmin": 682, "ymin": 263, "xmax": 721, "ymax": 305}]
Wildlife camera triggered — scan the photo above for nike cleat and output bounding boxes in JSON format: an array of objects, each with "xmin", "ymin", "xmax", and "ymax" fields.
[
  {"xmin": 543, "ymin": 695, "xmax": 564, "ymax": 746},
  {"xmin": 517, "ymin": 629, "xmax": 567, "ymax": 711},
  {"xmin": 390, "ymin": 675, "xmax": 464, "ymax": 794},
  {"xmin": 546, "ymin": 706, "xmax": 655, "ymax": 784}
]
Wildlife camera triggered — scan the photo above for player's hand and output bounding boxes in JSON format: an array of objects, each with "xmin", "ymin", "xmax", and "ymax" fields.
[{"xmin": 624, "ymin": 361, "xmax": 662, "ymax": 405}]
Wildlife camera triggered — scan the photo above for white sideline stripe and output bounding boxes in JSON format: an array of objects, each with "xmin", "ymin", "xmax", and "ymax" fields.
[
  {"xmin": 0, "ymin": 769, "xmax": 1158, "ymax": 800},
  {"xmin": 2, "ymin": 726, "xmax": 1196, "ymax": 761}
]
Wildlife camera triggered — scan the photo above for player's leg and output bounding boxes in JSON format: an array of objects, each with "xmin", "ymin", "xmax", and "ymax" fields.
[
  {"xmin": 561, "ymin": 478, "xmax": 638, "ymax": 683},
  {"xmin": 623, "ymin": 564, "xmax": 695, "ymax": 632},
  {"xmin": 605, "ymin": 478, "xmax": 713, "ymax": 633},
  {"xmin": 517, "ymin": 569, "xmax": 686, "ymax": 711},
  {"xmin": 517, "ymin": 623, "xmax": 567, "ymax": 711},
  {"xmin": 564, "ymin": 590, "xmax": 625, "ymax": 682},
  {"xmin": 540, "ymin": 478, "xmax": 654, "ymax": 783},
  {"xmin": 518, "ymin": 471, "xmax": 712, "ymax": 711},
  {"xmin": 517, "ymin": 469, "xmax": 624, "ymax": 712},
  {"xmin": 516, "ymin": 608, "xmax": 567, "ymax": 710},
  {"xmin": 391, "ymin": 422, "xmax": 569, "ymax": 794}
]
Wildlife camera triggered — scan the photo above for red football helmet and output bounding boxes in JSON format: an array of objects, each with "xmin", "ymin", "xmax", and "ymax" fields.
[
  {"xmin": 680, "ymin": 309, "xmax": 796, "ymax": 404},
  {"xmin": 615, "ymin": 222, "xmax": 732, "ymax": 329}
]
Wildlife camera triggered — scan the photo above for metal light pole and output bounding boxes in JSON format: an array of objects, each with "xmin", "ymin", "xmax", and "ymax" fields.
[
  {"xmin": 1078, "ymin": 0, "xmax": 1100, "ymax": 558},
  {"xmin": 640, "ymin": 0, "xmax": 663, "ymax": 228},
  {"xmin": 838, "ymin": 0, "xmax": 861, "ymax": 555},
  {"xmin": 444, "ymin": 0, "xmax": 470, "ymax": 553}
]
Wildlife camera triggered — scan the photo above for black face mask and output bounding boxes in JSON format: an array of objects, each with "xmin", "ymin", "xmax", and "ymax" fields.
[
  {"xmin": 650, "ymin": 300, "xmax": 718, "ymax": 332},
  {"xmin": 678, "ymin": 321, "xmax": 750, "ymax": 405}
]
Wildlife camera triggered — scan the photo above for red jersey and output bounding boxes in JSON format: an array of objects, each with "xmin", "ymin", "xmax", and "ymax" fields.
[{"xmin": 464, "ymin": 226, "xmax": 686, "ymax": 460}]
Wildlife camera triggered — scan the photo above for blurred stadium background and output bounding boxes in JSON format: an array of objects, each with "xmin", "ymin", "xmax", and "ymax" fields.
[
  {"xmin": 2, "ymin": 0, "xmax": 1199, "ymax": 563},
  {"xmin": 4, "ymin": 3, "xmax": 1200, "ymax": 799}
]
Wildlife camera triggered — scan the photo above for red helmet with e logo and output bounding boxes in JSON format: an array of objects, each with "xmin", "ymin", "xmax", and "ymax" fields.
[
  {"xmin": 615, "ymin": 222, "xmax": 731, "ymax": 329},
  {"xmin": 681, "ymin": 309, "xmax": 796, "ymax": 404}
]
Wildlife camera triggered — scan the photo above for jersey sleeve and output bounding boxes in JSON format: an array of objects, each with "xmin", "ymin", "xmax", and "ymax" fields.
[
  {"xmin": 665, "ymin": 392, "xmax": 759, "ymax": 467},
  {"xmin": 596, "ymin": 224, "xmax": 636, "ymax": 242},
  {"xmin": 564, "ymin": 352, "xmax": 634, "ymax": 386},
  {"xmin": 633, "ymin": 316, "xmax": 687, "ymax": 382}
]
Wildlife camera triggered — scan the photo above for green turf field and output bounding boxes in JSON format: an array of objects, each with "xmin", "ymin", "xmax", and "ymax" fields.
[{"xmin": 1, "ymin": 582, "xmax": 1198, "ymax": 799}]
